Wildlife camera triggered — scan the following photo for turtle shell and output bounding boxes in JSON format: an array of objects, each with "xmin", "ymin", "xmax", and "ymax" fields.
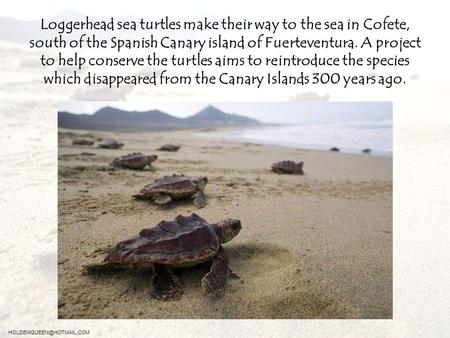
[
  {"xmin": 271, "ymin": 160, "xmax": 304, "ymax": 175},
  {"xmin": 98, "ymin": 139, "xmax": 124, "ymax": 149},
  {"xmin": 73, "ymin": 139, "xmax": 94, "ymax": 146},
  {"xmin": 158, "ymin": 144, "xmax": 180, "ymax": 152},
  {"xmin": 104, "ymin": 214, "xmax": 219, "ymax": 267},
  {"xmin": 140, "ymin": 174, "xmax": 198, "ymax": 198},
  {"xmin": 112, "ymin": 153, "xmax": 157, "ymax": 169}
]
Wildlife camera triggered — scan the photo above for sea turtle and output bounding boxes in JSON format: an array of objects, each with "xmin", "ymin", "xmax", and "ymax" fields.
[
  {"xmin": 112, "ymin": 153, "xmax": 158, "ymax": 170},
  {"xmin": 157, "ymin": 144, "xmax": 180, "ymax": 152},
  {"xmin": 133, "ymin": 174, "xmax": 208, "ymax": 207},
  {"xmin": 98, "ymin": 139, "xmax": 124, "ymax": 149},
  {"xmin": 362, "ymin": 148, "xmax": 372, "ymax": 154},
  {"xmin": 73, "ymin": 139, "xmax": 94, "ymax": 146},
  {"xmin": 83, "ymin": 214, "xmax": 242, "ymax": 300},
  {"xmin": 271, "ymin": 160, "xmax": 304, "ymax": 175},
  {"xmin": 330, "ymin": 147, "xmax": 340, "ymax": 152}
]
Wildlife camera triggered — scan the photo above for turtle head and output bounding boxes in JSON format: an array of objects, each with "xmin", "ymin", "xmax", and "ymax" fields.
[
  {"xmin": 214, "ymin": 219, "xmax": 241, "ymax": 244},
  {"xmin": 194, "ymin": 176, "xmax": 208, "ymax": 191},
  {"xmin": 147, "ymin": 155, "xmax": 158, "ymax": 163}
]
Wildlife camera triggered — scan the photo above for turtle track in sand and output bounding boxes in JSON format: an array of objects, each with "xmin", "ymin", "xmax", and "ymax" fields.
[{"xmin": 219, "ymin": 242, "xmax": 361, "ymax": 319}]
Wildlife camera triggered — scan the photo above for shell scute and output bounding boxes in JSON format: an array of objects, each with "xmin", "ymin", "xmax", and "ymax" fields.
[
  {"xmin": 104, "ymin": 214, "xmax": 219, "ymax": 267},
  {"xmin": 142, "ymin": 175, "xmax": 196, "ymax": 194}
]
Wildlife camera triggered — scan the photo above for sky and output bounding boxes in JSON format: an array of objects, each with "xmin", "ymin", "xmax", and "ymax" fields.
[{"xmin": 58, "ymin": 101, "xmax": 392, "ymax": 124}]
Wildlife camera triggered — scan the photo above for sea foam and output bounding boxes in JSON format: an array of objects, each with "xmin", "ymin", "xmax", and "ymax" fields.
[{"xmin": 199, "ymin": 120, "xmax": 392, "ymax": 157}]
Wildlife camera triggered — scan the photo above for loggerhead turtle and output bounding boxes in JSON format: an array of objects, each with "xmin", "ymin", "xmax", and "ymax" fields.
[
  {"xmin": 83, "ymin": 214, "xmax": 242, "ymax": 300},
  {"xmin": 271, "ymin": 160, "xmax": 304, "ymax": 175},
  {"xmin": 112, "ymin": 153, "xmax": 158, "ymax": 170},
  {"xmin": 133, "ymin": 174, "xmax": 208, "ymax": 207},
  {"xmin": 157, "ymin": 144, "xmax": 180, "ymax": 152},
  {"xmin": 98, "ymin": 139, "xmax": 124, "ymax": 149},
  {"xmin": 73, "ymin": 139, "xmax": 94, "ymax": 146}
]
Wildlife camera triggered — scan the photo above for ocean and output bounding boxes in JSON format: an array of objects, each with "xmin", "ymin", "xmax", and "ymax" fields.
[{"xmin": 199, "ymin": 120, "xmax": 392, "ymax": 157}]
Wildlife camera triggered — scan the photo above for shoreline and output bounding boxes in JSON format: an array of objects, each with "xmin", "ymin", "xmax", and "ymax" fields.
[
  {"xmin": 196, "ymin": 125, "xmax": 392, "ymax": 158},
  {"xmin": 60, "ymin": 124, "xmax": 392, "ymax": 158}
]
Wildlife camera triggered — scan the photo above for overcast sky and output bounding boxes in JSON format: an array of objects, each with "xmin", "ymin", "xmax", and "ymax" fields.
[{"xmin": 58, "ymin": 101, "xmax": 392, "ymax": 124}]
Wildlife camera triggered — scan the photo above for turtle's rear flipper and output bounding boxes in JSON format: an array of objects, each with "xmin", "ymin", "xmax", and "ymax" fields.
[
  {"xmin": 82, "ymin": 262, "xmax": 124, "ymax": 273},
  {"xmin": 132, "ymin": 194, "xmax": 148, "ymax": 200},
  {"xmin": 154, "ymin": 194, "xmax": 172, "ymax": 205},
  {"xmin": 193, "ymin": 191, "xmax": 207, "ymax": 208},
  {"xmin": 152, "ymin": 266, "xmax": 183, "ymax": 301},
  {"xmin": 201, "ymin": 248, "xmax": 229, "ymax": 297}
]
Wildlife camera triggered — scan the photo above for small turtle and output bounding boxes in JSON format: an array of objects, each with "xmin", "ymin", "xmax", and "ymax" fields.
[
  {"xmin": 362, "ymin": 148, "xmax": 372, "ymax": 154},
  {"xmin": 271, "ymin": 161, "xmax": 304, "ymax": 175},
  {"xmin": 83, "ymin": 214, "xmax": 242, "ymax": 300},
  {"xmin": 157, "ymin": 144, "xmax": 180, "ymax": 152},
  {"xmin": 98, "ymin": 139, "xmax": 124, "ymax": 149},
  {"xmin": 330, "ymin": 147, "xmax": 340, "ymax": 152},
  {"xmin": 133, "ymin": 174, "xmax": 208, "ymax": 207},
  {"xmin": 73, "ymin": 139, "xmax": 94, "ymax": 146},
  {"xmin": 112, "ymin": 153, "xmax": 158, "ymax": 170}
]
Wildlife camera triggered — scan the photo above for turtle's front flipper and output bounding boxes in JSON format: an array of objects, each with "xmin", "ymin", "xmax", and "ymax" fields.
[
  {"xmin": 152, "ymin": 265, "xmax": 183, "ymax": 301},
  {"xmin": 193, "ymin": 191, "xmax": 207, "ymax": 208},
  {"xmin": 228, "ymin": 268, "xmax": 239, "ymax": 279},
  {"xmin": 154, "ymin": 193, "xmax": 172, "ymax": 205},
  {"xmin": 294, "ymin": 162, "xmax": 304, "ymax": 175},
  {"xmin": 201, "ymin": 247, "xmax": 229, "ymax": 297}
]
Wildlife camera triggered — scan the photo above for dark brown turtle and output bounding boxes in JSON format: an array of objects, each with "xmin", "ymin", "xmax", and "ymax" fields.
[
  {"xmin": 330, "ymin": 147, "xmax": 340, "ymax": 152},
  {"xmin": 112, "ymin": 153, "xmax": 158, "ymax": 170},
  {"xmin": 133, "ymin": 174, "xmax": 208, "ymax": 207},
  {"xmin": 271, "ymin": 161, "xmax": 304, "ymax": 175},
  {"xmin": 362, "ymin": 148, "xmax": 372, "ymax": 154},
  {"xmin": 157, "ymin": 144, "xmax": 180, "ymax": 152},
  {"xmin": 73, "ymin": 139, "xmax": 94, "ymax": 146},
  {"xmin": 83, "ymin": 214, "xmax": 241, "ymax": 300},
  {"xmin": 98, "ymin": 139, "xmax": 124, "ymax": 149}
]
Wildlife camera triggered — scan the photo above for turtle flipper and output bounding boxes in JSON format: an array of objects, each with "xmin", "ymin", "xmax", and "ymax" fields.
[
  {"xmin": 82, "ymin": 262, "xmax": 125, "ymax": 273},
  {"xmin": 152, "ymin": 266, "xmax": 183, "ymax": 301},
  {"xmin": 154, "ymin": 194, "xmax": 172, "ymax": 205},
  {"xmin": 294, "ymin": 162, "xmax": 304, "ymax": 175},
  {"xmin": 228, "ymin": 268, "xmax": 239, "ymax": 279},
  {"xmin": 293, "ymin": 168, "xmax": 304, "ymax": 175},
  {"xmin": 193, "ymin": 191, "xmax": 207, "ymax": 208},
  {"xmin": 132, "ymin": 193, "xmax": 148, "ymax": 200},
  {"xmin": 201, "ymin": 247, "xmax": 229, "ymax": 297}
]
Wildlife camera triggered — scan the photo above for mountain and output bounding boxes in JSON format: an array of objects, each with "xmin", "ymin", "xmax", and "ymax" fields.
[
  {"xmin": 58, "ymin": 106, "xmax": 186, "ymax": 130},
  {"xmin": 186, "ymin": 105, "xmax": 260, "ymax": 126},
  {"xmin": 58, "ymin": 105, "xmax": 261, "ymax": 131}
]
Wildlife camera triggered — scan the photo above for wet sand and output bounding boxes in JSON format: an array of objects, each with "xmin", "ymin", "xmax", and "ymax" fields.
[{"xmin": 58, "ymin": 128, "xmax": 392, "ymax": 319}]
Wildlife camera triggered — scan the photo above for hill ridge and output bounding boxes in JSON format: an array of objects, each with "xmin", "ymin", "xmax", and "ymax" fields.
[{"xmin": 58, "ymin": 105, "xmax": 261, "ymax": 131}]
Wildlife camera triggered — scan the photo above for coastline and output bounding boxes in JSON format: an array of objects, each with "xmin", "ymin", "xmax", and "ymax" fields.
[
  {"xmin": 196, "ymin": 124, "xmax": 392, "ymax": 158},
  {"xmin": 58, "ymin": 128, "xmax": 392, "ymax": 319}
]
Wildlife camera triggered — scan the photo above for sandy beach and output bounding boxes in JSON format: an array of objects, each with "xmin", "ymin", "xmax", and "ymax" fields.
[{"xmin": 58, "ymin": 128, "xmax": 392, "ymax": 319}]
